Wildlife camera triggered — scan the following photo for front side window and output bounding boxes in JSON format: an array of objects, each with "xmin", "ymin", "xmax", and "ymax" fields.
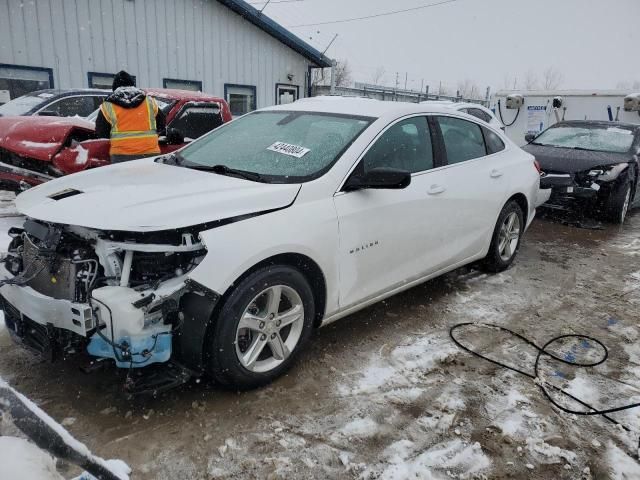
[
  {"xmin": 42, "ymin": 96, "xmax": 102, "ymax": 117},
  {"xmin": 532, "ymin": 124, "xmax": 635, "ymax": 153},
  {"xmin": 178, "ymin": 111, "xmax": 374, "ymax": 183},
  {"xmin": 362, "ymin": 116, "xmax": 434, "ymax": 174},
  {"xmin": 169, "ymin": 103, "xmax": 224, "ymax": 139},
  {"xmin": 438, "ymin": 116, "xmax": 486, "ymax": 164}
]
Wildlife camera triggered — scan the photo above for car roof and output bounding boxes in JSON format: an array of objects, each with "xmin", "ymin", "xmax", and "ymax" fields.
[
  {"xmin": 143, "ymin": 88, "xmax": 225, "ymax": 103},
  {"xmin": 263, "ymin": 96, "xmax": 482, "ymax": 119},
  {"xmin": 27, "ymin": 88, "xmax": 110, "ymax": 97}
]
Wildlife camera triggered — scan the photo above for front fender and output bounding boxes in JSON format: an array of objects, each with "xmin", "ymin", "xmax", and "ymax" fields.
[{"xmin": 187, "ymin": 197, "xmax": 340, "ymax": 316}]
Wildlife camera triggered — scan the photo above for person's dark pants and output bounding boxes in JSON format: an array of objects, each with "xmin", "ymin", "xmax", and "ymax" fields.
[{"xmin": 110, "ymin": 153, "xmax": 158, "ymax": 163}]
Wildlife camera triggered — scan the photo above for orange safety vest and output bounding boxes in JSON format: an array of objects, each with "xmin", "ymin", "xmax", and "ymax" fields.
[{"xmin": 100, "ymin": 96, "xmax": 161, "ymax": 156}]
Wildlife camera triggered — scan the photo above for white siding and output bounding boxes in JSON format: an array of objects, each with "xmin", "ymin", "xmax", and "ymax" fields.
[{"xmin": 0, "ymin": 0, "xmax": 313, "ymax": 107}]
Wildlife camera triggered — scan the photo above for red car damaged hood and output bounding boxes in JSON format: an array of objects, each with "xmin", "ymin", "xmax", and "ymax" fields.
[{"xmin": 0, "ymin": 116, "xmax": 95, "ymax": 161}]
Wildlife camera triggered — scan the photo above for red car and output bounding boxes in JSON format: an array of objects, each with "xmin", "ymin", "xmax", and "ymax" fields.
[{"xmin": 0, "ymin": 89, "xmax": 232, "ymax": 190}]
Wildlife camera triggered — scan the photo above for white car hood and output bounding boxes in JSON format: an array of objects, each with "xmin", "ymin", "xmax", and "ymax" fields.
[{"xmin": 16, "ymin": 158, "xmax": 301, "ymax": 231}]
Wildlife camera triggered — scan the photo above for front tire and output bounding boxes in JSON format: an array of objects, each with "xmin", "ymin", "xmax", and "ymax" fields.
[
  {"xmin": 482, "ymin": 200, "xmax": 524, "ymax": 273},
  {"xmin": 605, "ymin": 179, "xmax": 632, "ymax": 225},
  {"xmin": 206, "ymin": 265, "xmax": 315, "ymax": 389}
]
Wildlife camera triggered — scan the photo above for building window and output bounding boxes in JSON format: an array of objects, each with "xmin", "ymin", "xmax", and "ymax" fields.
[
  {"xmin": 224, "ymin": 84, "xmax": 256, "ymax": 117},
  {"xmin": 88, "ymin": 72, "xmax": 136, "ymax": 89},
  {"xmin": 163, "ymin": 78, "xmax": 202, "ymax": 92},
  {"xmin": 275, "ymin": 84, "xmax": 299, "ymax": 105},
  {"xmin": 0, "ymin": 64, "xmax": 54, "ymax": 104}
]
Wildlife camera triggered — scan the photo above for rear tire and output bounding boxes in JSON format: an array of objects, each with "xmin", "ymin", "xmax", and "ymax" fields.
[
  {"xmin": 605, "ymin": 179, "xmax": 632, "ymax": 225},
  {"xmin": 482, "ymin": 200, "xmax": 524, "ymax": 273},
  {"xmin": 206, "ymin": 265, "xmax": 315, "ymax": 389}
]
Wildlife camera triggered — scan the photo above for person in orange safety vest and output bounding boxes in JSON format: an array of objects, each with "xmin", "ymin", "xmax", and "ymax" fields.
[{"xmin": 95, "ymin": 71, "xmax": 166, "ymax": 163}]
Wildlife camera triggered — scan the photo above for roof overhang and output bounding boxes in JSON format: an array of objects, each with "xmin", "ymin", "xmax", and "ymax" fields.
[{"xmin": 216, "ymin": 0, "xmax": 333, "ymax": 68}]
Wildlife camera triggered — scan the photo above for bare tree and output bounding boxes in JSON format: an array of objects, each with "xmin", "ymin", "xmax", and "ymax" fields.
[
  {"xmin": 502, "ymin": 73, "xmax": 518, "ymax": 90},
  {"xmin": 523, "ymin": 69, "xmax": 539, "ymax": 90},
  {"xmin": 457, "ymin": 79, "xmax": 480, "ymax": 99},
  {"xmin": 371, "ymin": 66, "xmax": 386, "ymax": 86},
  {"xmin": 438, "ymin": 83, "xmax": 450, "ymax": 96},
  {"xmin": 333, "ymin": 59, "xmax": 352, "ymax": 88},
  {"xmin": 542, "ymin": 66, "xmax": 563, "ymax": 90}
]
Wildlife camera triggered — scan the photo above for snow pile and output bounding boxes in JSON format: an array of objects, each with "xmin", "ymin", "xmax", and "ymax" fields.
[
  {"xmin": 607, "ymin": 442, "xmax": 640, "ymax": 479},
  {"xmin": 0, "ymin": 436, "xmax": 64, "ymax": 480},
  {"xmin": 378, "ymin": 439, "xmax": 490, "ymax": 480},
  {"xmin": 0, "ymin": 376, "xmax": 131, "ymax": 480}
]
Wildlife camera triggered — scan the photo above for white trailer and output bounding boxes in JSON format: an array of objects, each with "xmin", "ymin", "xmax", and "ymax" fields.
[{"xmin": 491, "ymin": 90, "xmax": 640, "ymax": 145}]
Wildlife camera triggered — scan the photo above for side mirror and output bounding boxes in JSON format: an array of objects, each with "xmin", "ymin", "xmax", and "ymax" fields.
[
  {"xmin": 38, "ymin": 110, "xmax": 60, "ymax": 117},
  {"xmin": 524, "ymin": 133, "xmax": 537, "ymax": 143},
  {"xmin": 165, "ymin": 127, "xmax": 185, "ymax": 145},
  {"xmin": 344, "ymin": 167, "xmax": 411, "ymax": 191}
]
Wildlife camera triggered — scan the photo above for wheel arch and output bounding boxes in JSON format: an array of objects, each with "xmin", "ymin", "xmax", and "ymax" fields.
[
  {"xmin": 506, "ymin": 192, "xmax": 529, "ymax": 225},
  {"xmin": 216, "ymin": 252, "xmax": 327, "ymax": 328}
]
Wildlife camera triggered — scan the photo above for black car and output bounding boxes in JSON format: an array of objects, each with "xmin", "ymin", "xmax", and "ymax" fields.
[
  {"xmin": 523, "ymin": 120, "xmax": 640, "ymax": 224},
  {"xmin": 0, "ymin": 89, "xmax": 109, "ymax": 118}
]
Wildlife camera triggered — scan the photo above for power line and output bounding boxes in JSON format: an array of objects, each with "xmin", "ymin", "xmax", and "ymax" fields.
[{"xmin": 287, "ymin": 0, "xmax": 460, "ymax": 28}]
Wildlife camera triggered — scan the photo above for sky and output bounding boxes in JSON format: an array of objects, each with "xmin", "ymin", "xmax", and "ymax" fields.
[{"xmin": 256, "ymin": 0, "xmax": 640, "ymax": 94}]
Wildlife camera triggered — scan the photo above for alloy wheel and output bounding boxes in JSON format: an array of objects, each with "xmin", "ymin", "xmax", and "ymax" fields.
[
  {"xmin": 235, "ymin": 285, "xmax": 305, "ymax": 373},
  {"xmin": 498, "ymin": 212, "xmax": 521, "ymax": 262},
  {"xmin": 620, "ymin": 186, "xmax": 631, "ymax": 224}
]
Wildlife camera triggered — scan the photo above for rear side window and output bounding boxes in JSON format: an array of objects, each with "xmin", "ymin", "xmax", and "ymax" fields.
[
  {"xmin": 483, "ymin": 127, "xmax": 505, "ymax": 154},
  {"xmin": 362, "ymin": 116, "xmax": 434, "ymax": 174},
  {"xmin": 438, "ymin": 116, "xmax": 486, "ymax": 164},
  {"xmin": 467, "ymin": 108, "xmax": 492, "ymax": 123}
]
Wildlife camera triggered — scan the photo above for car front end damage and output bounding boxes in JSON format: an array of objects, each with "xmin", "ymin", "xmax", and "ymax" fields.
[
  {"xmin": 0, "ymin": 218, "xmax": 217, "ymax": 391},
  {"xmin": 539, "ymin": 162, "xmax": 631, "ymax": 212}
]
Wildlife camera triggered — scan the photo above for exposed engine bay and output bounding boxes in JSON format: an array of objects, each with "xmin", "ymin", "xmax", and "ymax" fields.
[{"xmin": 0, "ymin": 218, "xmax": 206, "ymax": 379}]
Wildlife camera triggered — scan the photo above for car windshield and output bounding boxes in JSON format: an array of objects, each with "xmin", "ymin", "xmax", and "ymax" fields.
[
  {"xmin": 0, "ymin": 93, "xmax": 46, "ymax": 116},
  {"xmin": 177, "ymin": 110, "xmax": 374, "ymax": 183},
  {"xmin": 85, "ymin": 95, "xmax": 174, "ymax": 123},
  {"xmin": 533, "ymin": 124, "xmax": 635, "ymax": 153}
]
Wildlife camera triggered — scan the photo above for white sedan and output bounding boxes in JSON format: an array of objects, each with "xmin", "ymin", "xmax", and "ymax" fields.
[{"xmin": 1, "ymin": 97, "xmax": 540, "ymax": 389}]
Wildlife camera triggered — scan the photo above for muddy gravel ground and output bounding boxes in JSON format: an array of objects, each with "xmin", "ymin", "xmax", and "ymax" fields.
[{"xmin": 1, "ymin": 206, "xmax": 640, "ymax": 479}]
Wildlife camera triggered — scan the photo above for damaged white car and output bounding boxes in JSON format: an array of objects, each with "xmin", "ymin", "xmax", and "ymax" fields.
[{"xmin": 1, "ymin": 97, "xmax": 540, "ymax": 391}]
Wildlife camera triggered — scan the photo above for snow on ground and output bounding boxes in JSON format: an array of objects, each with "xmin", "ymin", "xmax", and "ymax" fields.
[{"xmin": 0, "ymin": 436, "xmax": 64, "ymax": 480}]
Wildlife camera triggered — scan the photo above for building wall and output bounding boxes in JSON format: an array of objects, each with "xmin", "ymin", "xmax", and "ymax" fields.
[{"xmin": 0, "ymin": 0, "xmax": 312, "ymax": 107}]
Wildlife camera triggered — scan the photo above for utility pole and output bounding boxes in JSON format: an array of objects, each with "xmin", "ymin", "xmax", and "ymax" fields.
[
  {"xmin": 404, "ymin": 72, "xmax": 408, "ymax": 91},
  {"xmin": 395, "ymin": 72, "xmax": 399, "ymax": 101},
  {"xmin": 330, "ymin": 59, "xmax": 337, "ymax": 95}
]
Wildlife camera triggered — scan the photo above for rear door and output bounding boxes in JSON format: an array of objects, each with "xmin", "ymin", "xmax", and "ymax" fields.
[{"xmin": 432, "ymin": 115, "xmax": 509, "ymax": 262}]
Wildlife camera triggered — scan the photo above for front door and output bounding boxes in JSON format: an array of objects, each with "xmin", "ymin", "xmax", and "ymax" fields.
[{"xmin": 333, "ymin": 115, "xmax": 446, "ymax": 309}]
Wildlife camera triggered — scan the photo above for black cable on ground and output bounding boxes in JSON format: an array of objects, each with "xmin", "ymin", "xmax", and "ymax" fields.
[{"xmin": 450, "ymin": 322, "xmax": 640, "ymax": 447}]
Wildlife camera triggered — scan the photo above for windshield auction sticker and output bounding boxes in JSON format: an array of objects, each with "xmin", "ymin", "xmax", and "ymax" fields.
[{"xmin": 267, "ymin": 142, "xmax": 310, "ymax": 158}]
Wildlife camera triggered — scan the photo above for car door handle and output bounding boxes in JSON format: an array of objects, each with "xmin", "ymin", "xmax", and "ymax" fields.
[
  {"xmin": 427, "ymin": 184, "xmax": 446, "ymax": 195},
  {"xmin": 490, "ymin": 169, "xmax": 503, "ymax": 178}
]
